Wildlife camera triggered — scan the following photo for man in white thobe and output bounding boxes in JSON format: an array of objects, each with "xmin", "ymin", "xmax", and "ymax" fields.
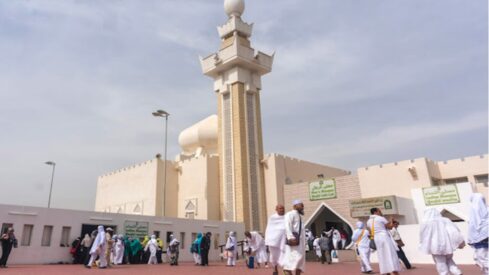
[
  {"xmin": 351, "ymin": 221, "xmax": 373, "ymax": 274},
  {"xmin": 265, "ymin": 204, "xmax": 286, "ymax": 275},
  {"xmin": 86, "ymin": 225, "xmax": 107, "ymax": 269},
  {"xmin": 419, "ymin": 208, "xmax": 465, "ymax": 275},
  {"xmin": 245, "ymin": 231, "xmax": 267, "ymax": 267},
  {"xmin": 283, "ymin": 199, "xmax": 306, "ymax": 275},
  {"xmin": 367, "ymin": 207, "xmax": 400, "ymax": 275},
  {"xmin": 468, "ymin": 193, "xmax": 489, "ymax": 274}
]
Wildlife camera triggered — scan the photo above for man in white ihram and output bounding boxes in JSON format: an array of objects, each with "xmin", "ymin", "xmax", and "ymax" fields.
[
  {"xmin": 265, "ymin": 204, "xmax": 286, "ymax": 275},
  {"xmin": 283, "ymin": 199, "xmax": 306, "ymax": 275}
]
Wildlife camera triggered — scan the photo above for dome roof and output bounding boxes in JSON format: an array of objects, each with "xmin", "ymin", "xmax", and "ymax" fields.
[
  {"xmin": 178, "ymin": 115, "xmax": 218, "ymax": 156},
  {"xmin": 224, "ymin": 0, "xmax": 245, "ymax": 17}
]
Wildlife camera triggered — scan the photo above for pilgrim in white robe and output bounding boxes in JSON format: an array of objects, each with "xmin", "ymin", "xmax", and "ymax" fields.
[
  {"xmin": 332, "ymin": 229, "xmax": 341, "ymax": 250},
  {"xmin": 114, "ymin": 234, "xmax": 124, "ymax": 265},
  {"xmin": 265, "ymin": 213, "xmax": 286, "ymax": 267},
  {"xmin": 312, "ymin": 237, "xmax": 321, "ymax": 258},
  {"xmin": 367, "ymin": 215, "xmax": 400, "ymax": 274},
  {"xmin": 468, "ymin": 193, "xmax": 489, "ymax": 274},
  {"xmin": 419, "ymin": 208, "xmax": 465, "ymax": 275},
  {"xmin": 225, "ymin": 232, "xmax": 237, "ymax": 266},
  {"xmin": 145, "ymin": 235, "xmax": 159, "ymax": 265},
  {"xmin": 351, "ymin": 221, "xmax": 372, "ymax": 273},
  {"xmin": 283, "ymin": 209, "xmax": 306, "ymax": 272},
  {"xmin": 87, "ymin": 225, "xmax": 107, "ymax": 268},
  {"xmin": 247, "ymin": 231, "xmax": 268, "ymax": 264}
]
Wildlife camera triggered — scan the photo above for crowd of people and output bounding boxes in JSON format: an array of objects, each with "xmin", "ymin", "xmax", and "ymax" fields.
[
  {"xmin": 68, "ymin": 226, "xmax": 181, "ymax": 269},
  {"xmin": 0, "ymin": 193, "xmax": 486, "ymax": 275}
]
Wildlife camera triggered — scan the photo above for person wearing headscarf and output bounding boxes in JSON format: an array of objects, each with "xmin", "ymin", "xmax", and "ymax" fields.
[
  {"xmin": 283, "ymin": 199, "xmax": 306, "ymax": 275},
  {"xmin": 86, "ymin": 225, "xmax": 107, "ymax": 269},
  {"xmin": 168, "ymin": 234, "xmax": 180, "ymax": 265},
  {"xmin": 156, "ymin": 236, "xmax": 164, "ymax": 263},
  {"xmin": 245, "ymin": 231, "xmax": 268, "ymax": 267},
  {"xmin": 351, "ymin": 221, "xmax": 372, "ymax": 274},
  {"xmin": 200, "ymin": 232, "xmax": 212, "ymax": 266},
  {"xmin": 114, "ymin": 234, "xmax": 125, "ymax": 265},
  {"xmin": 367, "ymin": 208, "xmax": 400, "ymax": 275},
  {"xmin": 105, "ymin": 228, "xmax": 114, "ymax": 267},
  {"xmin": 312, "ymin": 236, "xmax": 321, "ymax": 261},
  {"xmin": 468, "ymin": 193, "xmax": 489, "ymax": 274},
  {"xmin": 130, "ymin": 238, "xmax": 143, "ymax": 264},
  {"xmin": 225, "ymin": 231, "xmax": 237, "ymax": 266},
  {"xmin": 123, "ymin": 236, "xmax": 131, "ymax": 264},
  {"xmin": 419, "ymin": 208, "xmax": 465, "ymax": 275},
  {"xmin": 145, "ymin": 235, "xmax": 159, "ymax": 265},
  {"xmin": 265, "ymin": 204, "xmax": 286, "ymax": 275},
  {"xmin": 191, "ymin": 233, "xmax": 203, "ymax": 265}
]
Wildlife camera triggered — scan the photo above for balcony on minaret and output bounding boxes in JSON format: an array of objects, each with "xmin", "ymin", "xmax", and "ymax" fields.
[{"xmin": 200, "ymin": 16, "xmax": 274, "ymax": 79}]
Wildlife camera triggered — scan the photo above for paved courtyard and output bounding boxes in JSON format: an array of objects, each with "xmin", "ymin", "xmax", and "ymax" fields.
[{"xmin": 0, "ymin": 261, "xmax": 481, "ymax": 275}]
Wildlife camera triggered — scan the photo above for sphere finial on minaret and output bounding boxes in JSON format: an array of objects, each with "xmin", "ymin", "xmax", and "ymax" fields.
[{"xmin": 224, "ymin": 0, "xmax": 245, "ymax": 17}]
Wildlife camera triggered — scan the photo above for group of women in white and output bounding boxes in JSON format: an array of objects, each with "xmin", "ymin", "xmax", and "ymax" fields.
[{"xmin": 350, "ymin": 193, "xmax": 488, "ymax": 275}]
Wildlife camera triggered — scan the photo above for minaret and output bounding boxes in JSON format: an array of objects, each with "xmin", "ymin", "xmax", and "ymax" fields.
[{"xmin": 200, "ymin": 0, "xmax": 273, "ymax": 231}]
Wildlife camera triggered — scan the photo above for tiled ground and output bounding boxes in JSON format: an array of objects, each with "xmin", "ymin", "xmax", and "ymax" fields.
[{"xmin": 0, "ymin": 261, "xmax": 481, "ymax": 275}]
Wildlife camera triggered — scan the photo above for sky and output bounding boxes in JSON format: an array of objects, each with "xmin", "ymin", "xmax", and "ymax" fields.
[{"xmin": 0, "ymin": 0, "xmax": 487, "ymax": 211}]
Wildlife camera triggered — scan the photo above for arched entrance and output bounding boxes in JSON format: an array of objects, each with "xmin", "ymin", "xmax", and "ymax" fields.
[{"xmin": 305, "ymin": 203, "xmax": 354, "ymax": 248}]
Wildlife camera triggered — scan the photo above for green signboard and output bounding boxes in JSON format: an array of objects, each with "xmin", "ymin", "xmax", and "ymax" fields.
[
  {"xmin": 423, "ymin": 185, "xmax": 460, "ymax": 206},
  {"xmin": 349, "ymin": 196, "xmax": 399, "ymax": 218},
  {"xmin": 124, "ymin": 221, "xmax": 149, "ymax": 239},
  {"xmin": 309, "ymin": 179, "xmax": 337, "ymax": 201}
]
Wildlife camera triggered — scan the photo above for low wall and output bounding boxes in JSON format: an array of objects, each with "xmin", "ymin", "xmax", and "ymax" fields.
[{"xmin": 0, "ymin": 204, "xmax": 244, "ymax": 265}]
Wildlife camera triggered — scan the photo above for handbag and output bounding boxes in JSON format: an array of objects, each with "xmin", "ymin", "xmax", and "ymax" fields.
[
  {"xmin": 286, "ymin": 215, "xmax": 302, "ymax": 246},
  {"xmin": 369, "ymin": 218, "xmax": 377, "ymax": 250}
]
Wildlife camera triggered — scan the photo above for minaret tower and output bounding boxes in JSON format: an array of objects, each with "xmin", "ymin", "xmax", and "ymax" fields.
[{"xmin": 200, "ymin": 0, "xmax": 273, "ymax": 231}]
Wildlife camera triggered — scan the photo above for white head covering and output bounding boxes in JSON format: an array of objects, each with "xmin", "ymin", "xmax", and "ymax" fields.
[
  {"xmin": 89, "ymin": 225, "xmax": 107, "ymax": 254},
  {"xmin": 150, "ymin": 234, "xmax": 157, "ymax": 245},
  {"xmin": 468, "ymin": 193, "xmax": 489, "ymax": 244},
  {"xmin": 292, "ymin": 199, "xmax": 302, "ymax": 206},
  {"xmin": 419, "ymin": 208, "xmax": 464, "ymax": 255},
  {"xmin": 356, "ymin": 221, "xmax": 364, "ymax": 229}
]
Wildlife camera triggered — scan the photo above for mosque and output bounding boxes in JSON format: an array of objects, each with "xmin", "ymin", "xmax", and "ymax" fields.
[{"xmin": 95, "ymin": 0, "xmax": 488, "ymax": 264}]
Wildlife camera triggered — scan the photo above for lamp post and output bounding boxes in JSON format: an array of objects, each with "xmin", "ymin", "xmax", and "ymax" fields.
[
  {"xmin": 45, "ymin": 161, "xmax": 56, "ymax": 208},
  {"xmin": 152, "ymin": 109, "xmax": 169, "ymax": 216}
]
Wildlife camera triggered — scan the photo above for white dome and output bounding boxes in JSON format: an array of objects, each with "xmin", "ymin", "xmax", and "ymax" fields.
[
  {"xmin": 178, "ymin": 115, "xmax": 218, "ymax": 155},
  {"xmin": 224, "ymin": 0, "xmax": 245, "ymax": 17}
]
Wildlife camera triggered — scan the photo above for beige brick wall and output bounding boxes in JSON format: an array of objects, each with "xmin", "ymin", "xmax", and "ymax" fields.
[{"xmin": 283, "ymin": 175, "xmax": 361, "ymax": 227}]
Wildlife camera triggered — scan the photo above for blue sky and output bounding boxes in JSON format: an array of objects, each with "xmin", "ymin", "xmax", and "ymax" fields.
[{"xmin": 0, "ymin": 0, "xmax": 487, "ymax": 210}]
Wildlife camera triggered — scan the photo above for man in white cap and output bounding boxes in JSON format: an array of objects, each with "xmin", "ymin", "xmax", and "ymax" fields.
[
  {"xmin": 265, "ymin": 204, "xmax": 286, "ymax": 275},
  {"xmin": 283, "ymin": 199, "xmax": 305, "ymax": 275}
]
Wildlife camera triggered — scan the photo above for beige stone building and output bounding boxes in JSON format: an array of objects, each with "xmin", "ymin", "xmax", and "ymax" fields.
[{"xmin": 95, "ymin": 1, "xmax": 488, "ymax": 248}]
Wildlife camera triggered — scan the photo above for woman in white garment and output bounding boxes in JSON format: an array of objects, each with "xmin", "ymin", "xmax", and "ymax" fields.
[
  {"xmin": 419, "ymin": 208, "xmax": 465, "ymax": 275},
  {"xmin": 332, "ymin": 227, "xmax": 341, "ymax": 251},
  {"xmin": 367, "ymin": 208, "xmax": 400, "ymax": 275},
  {"xmin": 144, "ymin": 235, "xmax": 158, "ymax": 265},
  {"xmin": 468, "ymin": 193, "xmax": 489, "ymax": 274},
  {"xmin": 86, "ymin": 225, "xmax": 107, "ymax": 269},
  {"xmin": 225, "ymin": 231, "xmax": 237, "ymax": 266},
  {"xmin": 114, "ymin": 234, "xmax": 125, "ymax": 265},
  {"xmin": 312, "ymin": 236, "xmax": 322, "ymax": 261},
  {"xmin": 168, "ymin": 235, "xmax": 180, "ymax": 266},
  {"xmin": 351, "ymin": 221, "xmax": 373, "ymax": 274}
]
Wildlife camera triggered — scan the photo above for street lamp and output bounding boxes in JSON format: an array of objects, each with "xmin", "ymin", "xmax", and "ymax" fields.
[
  {"xmin": 152, "ymin": 109, "xmax": 169, "ymax": 216},
  {"xmin": 45, "ymin": 161, "xmax": 56, "ymax": 208}
]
